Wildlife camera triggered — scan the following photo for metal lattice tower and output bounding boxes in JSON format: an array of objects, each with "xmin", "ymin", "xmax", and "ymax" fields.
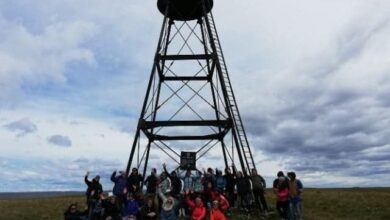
[{"xmin": 126, "ymin": 0, "xmax": 257, "ymax": 179}]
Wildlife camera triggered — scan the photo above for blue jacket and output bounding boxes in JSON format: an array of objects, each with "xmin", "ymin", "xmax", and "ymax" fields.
[
  {"xmin": 123, "ymin": 199, "xmax": 139, "ymax": 216},
  {"xmin": 111, "ymin": 171, "xmax": 129, "ymax": 196},
  {"xmin": 215, "ymin": 175, "xmax": 226, "ymax": 192},
  {"xmin": 160, "ymin": 209, "xmax": 176, "ymax": 220}
]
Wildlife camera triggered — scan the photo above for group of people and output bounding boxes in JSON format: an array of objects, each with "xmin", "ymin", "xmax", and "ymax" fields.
[
  {"xmin": 64, "ymin": 164, "xmax": 303, "ymax": 220},
  {"xmin": 273, "ymin": 171, "xmax": 304, "ymax": 220}
]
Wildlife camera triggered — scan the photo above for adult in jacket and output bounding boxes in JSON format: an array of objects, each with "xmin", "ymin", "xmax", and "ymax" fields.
[
  {"xmin": 85, "ymin": 171, "xmax": 103, "ymax": 201},
  {"xmin": 111, "ymin": 170, "xmax": 129, "ymax": 209},
  {"xmin": 185, "ymin": 189, "xmax": 206, "ymax": 220}
]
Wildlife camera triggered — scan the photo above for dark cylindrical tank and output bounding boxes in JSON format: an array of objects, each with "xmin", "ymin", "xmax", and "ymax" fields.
[{"xmin": 157, "ymin": 0, "xmax": 213, "ymax": 21}]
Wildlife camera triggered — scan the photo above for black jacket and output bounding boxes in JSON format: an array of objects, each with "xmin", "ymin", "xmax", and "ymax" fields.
[
  {"xmin": 224, "ymin": 173, "xmax": 236, "ymax": 191},
  {"xmin": 237, "ymin": 176, "xmax": 251, "ymax": 195},
  {"xmin": 85, "ymin": 176, "xmax": 103, "ymax": 199},
  {"xmin": 102, "ymin": 200, "xmax": 120, "ymax": 219},
  {"xmin": 144, "ymin": 174, "xmax": 158, "ymax": 194},
  {"xmin": 140, "ymin": 205, "xmax": 158, "ymax": 220},
  {"xmin": 128, "ymin": 173, "xmax": 143, "ymax": 193}
]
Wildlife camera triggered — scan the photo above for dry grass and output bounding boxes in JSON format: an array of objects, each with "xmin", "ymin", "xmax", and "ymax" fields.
[
  {"xmin": 301, "ymin": 188, "xmax": 390, "ymax": 220},
  {"xmin": 0, "ymin": 188, "xmax": 389, "ymax": 220},
  {"xmin": 0, "ymin": 195, "xmax": 84, "ymax": 220}
]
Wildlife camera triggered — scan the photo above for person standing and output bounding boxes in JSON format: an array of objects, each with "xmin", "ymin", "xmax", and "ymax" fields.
[
  {"xmin": 251, "ymin": 169, "xmax": 268, "ymax": 214},
  {"xmin": 193, "ymin": 171, "xmax": 204, "ymax": 196},
  {"xmin": 111, "ymin": 170, "xmax": 129, "ymax": 210},
  {"xmin": 181, "ymin": 170, "xmax": 194, "ymax": 218},
  {"xmin": 163, "ymin": 164, "xmax": 182, "ymax": 198},
  {"xmin": 273, "ymin": 171, "xmax": 289, "ymax": 220},
  {"xmin": 144, "ymin": 168, "xmax": 159, "ymax": 196},
  {"xmin": 288, "ymin": 172, "xmax": 304, "ymax": 220},
  {"xmin": 236, "ymin": 171, "xmax": 252, "ymax": 211},
  {"xmin": 214, "ymin": 169, "xmax": 226, "ymax": 193},
  {"xmin": 84, "ymin": 171, "xmax": 103, "ymax": 216},
  {"xmin": 128, "ymin": 167, "xmax": 143, "ymax": 194},
  {"xmin": 85, "ymin": 171, "xmax": 103, "ymax": 201},
  {"xmin": 182, "ymin": 170, "xmax": 194, "ymax": 193},
  {"xmin": 158, "ymin": 171, "xmax": 172, "ymax": 195},
  {"xmin": 223, "ymin": 167, "xmax": 236, "ymax": 215}
]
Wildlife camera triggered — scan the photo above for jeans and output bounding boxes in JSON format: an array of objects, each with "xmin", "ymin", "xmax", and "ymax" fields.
[{"xmin": 289, "ymin": 197, "xmax": 303, "ymax": 220}]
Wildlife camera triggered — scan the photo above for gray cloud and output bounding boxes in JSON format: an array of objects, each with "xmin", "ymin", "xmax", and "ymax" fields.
[
  {"xmin": 47, "ymin": 135, "xmax": 72, "ymax": 147},
  {"xmin": 240, "ymin": 8, "xmax": 390, "ymax": 183},
  {"xmin": 4, "ymin": 118, "xmax": 37, "ymax": 137},
  {"xmin": 0, "ymin": 157, "xmax": 128, "ymax": 192},
  {"xmin": 1, "ymin": 0, "xmax": 390, "ymax": 189}
]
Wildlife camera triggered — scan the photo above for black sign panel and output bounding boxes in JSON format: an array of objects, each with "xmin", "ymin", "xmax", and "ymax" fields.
[{"xmin": 180, "ymin": 152, "xmax": 196, "ymax": 170}]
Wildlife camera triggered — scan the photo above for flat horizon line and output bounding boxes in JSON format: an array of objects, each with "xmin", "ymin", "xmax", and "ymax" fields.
[{"xmin": 1, "ymin": 187, "xmax": 390, "ymax": 199}]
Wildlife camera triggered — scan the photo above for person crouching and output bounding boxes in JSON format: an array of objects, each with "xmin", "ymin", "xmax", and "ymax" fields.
[
  {"xmin": 185, "ymin": 189, "xmax": 206, "ymax": 220},
  {"xmin": 122, "ymin": 192, "xmax": 139, "ymax": 220},
  {"xmin": 210, "ymin": 200, "xmax": 226, "ymax": 220}
]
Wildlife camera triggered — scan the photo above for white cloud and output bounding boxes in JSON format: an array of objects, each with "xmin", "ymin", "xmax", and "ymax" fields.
[
  {"xmin": 0, "ymin": 108, "xmax": 132, "ymax": 160},
  {"xmin": 1, "ymin": 0, "xmax": 390, "ymax": 191},
  {"xmin": 0, "ymin": 16, "xmax": 97, "ymax": 101}
]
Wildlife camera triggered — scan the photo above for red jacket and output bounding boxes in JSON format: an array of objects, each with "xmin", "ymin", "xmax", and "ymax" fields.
[
  {"xmin": 210, "ymin": 209, "xmax": 226, "ymax": 220},
  {"xmin": 186, "ymin": 197, "xmax": 206, "ymax": 220},
  {"xmin": 210, "ymin": 193, "xmax": 229, "ymax": 213}
]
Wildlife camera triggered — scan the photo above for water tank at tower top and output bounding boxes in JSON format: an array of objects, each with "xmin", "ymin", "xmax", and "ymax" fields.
[{"xmin": 157, "ymin": 0, "xmax": 213, "ymax": 21}]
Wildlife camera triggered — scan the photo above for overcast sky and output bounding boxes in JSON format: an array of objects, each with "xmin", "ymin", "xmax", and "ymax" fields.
[{"xmin": 1, "ymin": 0, "xmax": 390, "ymax": 192}]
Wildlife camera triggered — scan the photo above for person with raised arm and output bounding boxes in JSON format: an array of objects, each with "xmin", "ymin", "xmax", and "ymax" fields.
[
  {"xmin": 158, "ymin": 184, "xmax": 178, "ymax": 220},
  {"xmin": 84, "ymin": 171, "xmax": 103, "ymax": 201},
  {"xmin": 185, "ymin": 189, "xmax": 206, "ymax": 220},
  {"xmin": 111, "ymin": 170, "xmax": 129, "ymax": 210}
]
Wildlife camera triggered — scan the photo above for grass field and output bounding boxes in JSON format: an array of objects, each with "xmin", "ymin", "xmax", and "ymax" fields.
[{"xmin": 0, "ymin": 188, "xmax": 389, "ymax": 220}]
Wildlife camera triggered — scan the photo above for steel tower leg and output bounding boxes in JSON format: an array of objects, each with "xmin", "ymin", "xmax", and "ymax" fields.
[{"xmin": 126, "ymin": 5, "xmax": 170, "ymax": 174}]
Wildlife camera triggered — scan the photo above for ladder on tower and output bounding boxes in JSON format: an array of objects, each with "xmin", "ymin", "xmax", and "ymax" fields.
[{"xmin": 206, "ymin": 12, "xmax": 256, "ymax": 174}]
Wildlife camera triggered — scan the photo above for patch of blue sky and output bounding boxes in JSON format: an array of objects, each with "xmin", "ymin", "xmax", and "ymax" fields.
[
  {"xmin": 0, "ymin": 156, "xmax": 124, "ymax": 192},
  {"xmin": 18, "ymin": 50, "xmax": 145, "ymax": 118},
  {"xmin": 0, "ymin": 1, "xmax": 44, "ymax": 33}
]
